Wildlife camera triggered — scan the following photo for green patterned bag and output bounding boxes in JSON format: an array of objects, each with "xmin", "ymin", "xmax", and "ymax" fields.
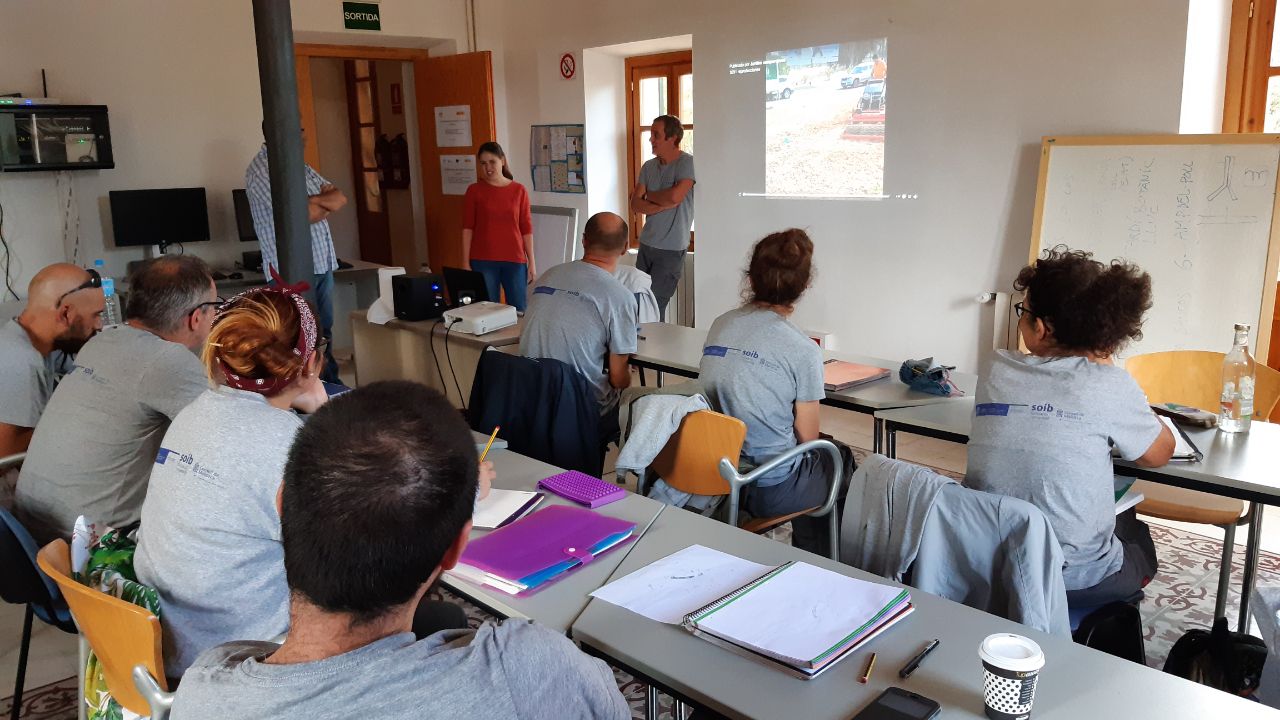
[{"xmin": 72, "ymin": 521, "xmax": 161, "ymax": 720}]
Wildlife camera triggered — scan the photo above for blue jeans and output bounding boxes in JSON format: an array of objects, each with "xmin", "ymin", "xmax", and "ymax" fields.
[{"xmin": 471, "ymin": 260, "xmax": 528, "ymax": 312}]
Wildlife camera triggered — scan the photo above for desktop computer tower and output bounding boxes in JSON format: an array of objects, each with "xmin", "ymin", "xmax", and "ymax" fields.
[{"xmin": 392, "ymin": 273, "xmax": 448, "ymax": 321}]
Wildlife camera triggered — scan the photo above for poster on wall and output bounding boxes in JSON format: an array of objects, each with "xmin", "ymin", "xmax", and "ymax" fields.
[
  {"xmin": 440, "ymin": 154, "xmax": 476, "ymax": 195},
  {"xmin": 435, "ymin": 105, "xmax": 472, "ymax": 148},
  {"xmin": 529, "ymin": 124, "xmax": 585, "ymax": 194}
]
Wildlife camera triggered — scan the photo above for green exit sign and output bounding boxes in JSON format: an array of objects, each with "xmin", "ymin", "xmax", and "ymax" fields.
[{"xmin": 343, "ymin": 2, "xmax": 381, "ymax": 31}]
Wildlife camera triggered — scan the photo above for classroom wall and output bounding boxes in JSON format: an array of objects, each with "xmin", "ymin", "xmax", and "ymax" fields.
[
  {"xmin": 494, "ymin": 0, "xmax": 1193, "ymax": 372},
  {"xmin": 0, "ymin": 0, "xmax": 474, "ymax": 294}
]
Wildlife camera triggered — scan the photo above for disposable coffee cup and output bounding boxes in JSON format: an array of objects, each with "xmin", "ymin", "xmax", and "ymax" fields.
[{"xmin": 979, "ymin": 633, "xmax": 1045, "ymax": 720}]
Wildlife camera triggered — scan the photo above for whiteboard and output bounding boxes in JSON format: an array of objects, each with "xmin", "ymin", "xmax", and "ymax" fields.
[
  {"xmin": 530, "ymin": 205, "xmax": 579, "ymax": 275},
  {"xmin": 1032, "ymin": 135, "xmax": 1280, "ymax": 358}
]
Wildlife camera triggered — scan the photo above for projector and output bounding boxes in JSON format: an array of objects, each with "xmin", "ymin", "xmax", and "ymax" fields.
[{"xmin": 442, "ymin": 301, "xmax": 517, "ymax": 335}]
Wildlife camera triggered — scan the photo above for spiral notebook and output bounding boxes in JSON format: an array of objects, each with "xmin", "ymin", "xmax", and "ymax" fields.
[{"xmin": 680, "ymin": 560, "xmax": 912, "ymax": 679}]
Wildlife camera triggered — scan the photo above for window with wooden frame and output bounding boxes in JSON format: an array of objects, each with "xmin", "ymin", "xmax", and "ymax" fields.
[
  {"xmin": 625, "ymin": 50, "xmax": 693, "ymax": 247},
  {"xmin": 1224, "ymin": 0, "xmax": 1280, "ymax": 132}
]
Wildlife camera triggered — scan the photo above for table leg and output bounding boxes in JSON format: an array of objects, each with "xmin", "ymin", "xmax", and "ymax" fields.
[
  {"xmin": 657, "ymin": 370, "xmax": 665, "ymax": 388},
  {"xmin": 887, "ymin": 426, "xmax": 897, "ymax": 459},
  {"xmin": 1239, "ymin": 502, "xmax": 1264, "ymax": 634},
  {"xmin": 638, "ymin": 367, "xmax": 647, "ymax": 387},
  {"xmin": 873, "ymin": 418, "xmax": 883, "ymax": 455},
  {"xmin": 645, "ymin": 686, "xmax": 660, "ymax": 720}
]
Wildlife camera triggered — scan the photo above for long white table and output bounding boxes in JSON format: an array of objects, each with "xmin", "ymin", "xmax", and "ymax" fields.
[
  {"xmin": 440, "ymin": 437, "xmax": 665, "ymax": 634},
  {"xmin": 570, "ymin": 505, "xmax": 1270, "ymax": 720},
  {"xmin": 632, "ymin": 322, "xmax": 976, "ymax": 452},
  {"xmin": 872, "ymin": 404, "xmax": 1280, "ymax": 633}
]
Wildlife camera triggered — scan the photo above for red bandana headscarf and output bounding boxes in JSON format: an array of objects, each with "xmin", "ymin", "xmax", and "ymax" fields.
[{"xmin": 212, "ymin": 267, "xmax": 317, "ymax": 396}]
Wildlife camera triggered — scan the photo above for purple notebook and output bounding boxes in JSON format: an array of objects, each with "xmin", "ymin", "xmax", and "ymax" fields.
[
  {"xmin": 537, "ymin": 470, "xmax": 628, "ymax": 508},
  {"xmin": 460, "ymin": 505, "xmax": 636, "ymax": 583}
]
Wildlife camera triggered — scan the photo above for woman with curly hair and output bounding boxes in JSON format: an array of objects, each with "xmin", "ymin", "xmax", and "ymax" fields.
[{"xmin": 966, "ymin": 247, "xmax": 1174, "ymax": 608}]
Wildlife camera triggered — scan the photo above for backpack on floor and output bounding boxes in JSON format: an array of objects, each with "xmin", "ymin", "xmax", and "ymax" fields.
[
  {"xmin": 1073, "ymin": 601, "xmax": 1147, "ymax": 665},
  {"xmin": 1164, "ymin": 617, "xmax": 1268, "ymax": 696}
]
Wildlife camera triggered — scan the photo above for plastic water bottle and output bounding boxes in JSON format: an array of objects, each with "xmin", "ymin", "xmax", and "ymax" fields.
[
  {"xmin": 100, "ymin": 277, "xmax": 121, "ymax": 328},
  {"xmin": 1219, "ymin": 322, "xmax": 1255, "ymax": 434}
]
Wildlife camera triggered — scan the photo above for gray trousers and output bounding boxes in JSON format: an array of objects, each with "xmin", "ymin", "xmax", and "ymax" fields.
[
  {"xmin": 744, "ymin": 441, "xmax": 856, "ymax": 555},
  {"xmin": 636, "ymin": 243, "xmax": 687, "ymax": 318}
]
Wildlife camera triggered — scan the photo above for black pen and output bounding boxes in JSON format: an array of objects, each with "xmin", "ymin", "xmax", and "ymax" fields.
[{"xmin": 898, "ymin": 639, "xmax": 940, "ymax": 678}]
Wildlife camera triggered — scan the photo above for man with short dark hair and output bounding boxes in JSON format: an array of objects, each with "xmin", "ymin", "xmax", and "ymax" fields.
[
  {"xmin": 16, "ymin": 255, "xmax": 217, "ymax": 542},
  {"xmin": 170, "ymin": 382, "xmax": 629, "ymax": 720},
  {"xmin": 0, "ymin": 263, "xmax": 104, "ymax": 458},
  {"xmin": 521, "ymin": 211, "xmax": 638, "ymax": 418},
  {"xmin": 630, "ymin": 114, "xmax": 695, "ymax": 318}
]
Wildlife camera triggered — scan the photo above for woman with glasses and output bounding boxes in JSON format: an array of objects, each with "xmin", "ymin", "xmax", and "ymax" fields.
[
  {"xmin": 966, "ymin": 246, "xmax": 1174, "ymax": 609},
  {"xmin": 134, "ymin": 284, "xmax": 329, "ymax": 679}
]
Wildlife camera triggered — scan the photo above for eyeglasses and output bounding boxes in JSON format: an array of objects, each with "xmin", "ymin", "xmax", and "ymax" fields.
[
  {"xmin": 190, "ymin": 297, "xmax": 227, "ymax": 316},
  {"xmin": 1012, "ymin": 302, "xmax": 1042, "ymax": 320},
  {"xmin": 55, "ymin": 268, "xmax": 102, "ymax": 307}
]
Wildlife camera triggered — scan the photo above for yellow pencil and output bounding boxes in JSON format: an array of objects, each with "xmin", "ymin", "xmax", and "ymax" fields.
[
  {"xmin": 859, "ymin": 652, "xmax": 877, "ymax": 684},
  {"xmin": 479, "ymin": 426, "xmax": 501, "ymax": 462}
]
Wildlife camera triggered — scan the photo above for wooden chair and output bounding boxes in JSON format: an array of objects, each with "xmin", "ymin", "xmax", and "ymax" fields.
[
  {"xmin": 35, "ymin": 540, "xmax": 173, "ymax": 720},
  {"xmin": 1123, "ymin": 350, "xmax": 1280, "ymax": 620},
  {"xmin": 645, "ymin": 410, "xmax": 845, "ymax": 559}
]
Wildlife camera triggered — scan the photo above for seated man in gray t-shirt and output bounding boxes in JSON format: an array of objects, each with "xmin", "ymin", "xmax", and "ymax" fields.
[
  {"xmin": 0, "ymin": 263, "xmax": 105, "ymax": 458},
  {"xmin": 16, "ymin": 256, "xmax": 217, "ymax": 542},
  {"xmin": 520, "ymin": 211, "xmax": 638, "ymax": 418},
  {"xmin": 171, "ymin": 382, "xmax": 629, "ymax": 720}
]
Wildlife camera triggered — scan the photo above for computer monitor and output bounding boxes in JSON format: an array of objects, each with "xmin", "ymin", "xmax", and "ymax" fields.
[
  {"xmin": 443, "ymin": 266, "xmax": 490, "ymax": 307},
  {"xmin": 231, "ymin": 188, "xmax": 258, "ymax": 242},
  {"xmin": 109, "ymin": 188, "xmax": 210, "ymax": 252}
]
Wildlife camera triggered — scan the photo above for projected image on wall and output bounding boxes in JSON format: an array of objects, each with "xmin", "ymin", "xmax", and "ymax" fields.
[{"xmin": 765, "ymin": 39, "xmax": 887, "ymax": 197}]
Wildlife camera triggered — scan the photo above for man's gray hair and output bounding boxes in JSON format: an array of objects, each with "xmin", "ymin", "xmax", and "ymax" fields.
[{"xmin": 124, "ymin": 255, "xmax": 213, "ymax": 333}]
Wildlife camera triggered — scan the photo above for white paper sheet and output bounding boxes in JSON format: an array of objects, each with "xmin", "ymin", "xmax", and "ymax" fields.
[
  {"xmin": 434, "ymin": 105, "xmax": 472, "ymax": 147},
  {"xmin": 472, "ymin": 489, "xmax": 540, "ymax": 529},
  {"xmin": 589, "ymin": 545, "xmax": 774, "ymax": 624},
  {"xmin": 440, "ymin": 155, "xmax": 476, "ymax": 196}
]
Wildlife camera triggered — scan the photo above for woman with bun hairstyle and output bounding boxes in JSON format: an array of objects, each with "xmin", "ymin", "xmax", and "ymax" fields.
[
  {"xmin": 462, "ymin": 141, "xmax": 536, "ymax": 311},
  {"xmin": 697, "ymin": 229, "xmax": 855, "ymax": 554},
  {"xmin": 134, "ymin": 284, "xmax": 330, "ymax": 678},
  {"xmin": 966, "ymin": 247, "xmax": 1174, "ymax": 608}
]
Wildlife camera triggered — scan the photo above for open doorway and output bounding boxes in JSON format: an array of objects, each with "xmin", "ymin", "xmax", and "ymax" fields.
[{"xmin": 299, "ymin": 51, "xmax": 425, "ymax": 271}]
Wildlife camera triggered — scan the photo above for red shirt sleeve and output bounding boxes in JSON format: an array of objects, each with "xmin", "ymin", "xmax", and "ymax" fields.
[
  {"xmin": 463, "ymin": 183, "xmax": 478, "ymax": 231},
  {"xmin": 518, "ymin": 183, "xmax": 533, "ymax": 236}
]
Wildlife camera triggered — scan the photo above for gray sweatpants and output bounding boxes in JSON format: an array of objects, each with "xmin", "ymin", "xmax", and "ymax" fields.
[{"xmin": 636, "ymin": 243, "xmax": 687, "ymax": 318}]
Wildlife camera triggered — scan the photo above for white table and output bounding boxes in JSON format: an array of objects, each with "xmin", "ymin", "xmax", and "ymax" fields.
[
  {"xmin": 570, "ymin": 505, "xmax": 1270, "ymax": 720},
  {"xmin": 632, "ymin": 322, "xmax": 976, "ymax": 452},
  {"xmin": 440, "ymin": 440, "xmax": 664, "ymax": 634},
  {"xmin": 871, "ymin": 404, "xmax": 1280, "ymax": 634}
]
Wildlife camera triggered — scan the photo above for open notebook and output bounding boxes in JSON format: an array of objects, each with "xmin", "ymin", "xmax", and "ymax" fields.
[{"xmin": 590, "ymin": 545, "xmax": 911, "ymax": 680}]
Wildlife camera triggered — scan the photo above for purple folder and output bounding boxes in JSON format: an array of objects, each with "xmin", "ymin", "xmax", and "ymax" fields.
[{"xmin": 460, "ymin": 505, "xmax": 636, "ymax": 583}]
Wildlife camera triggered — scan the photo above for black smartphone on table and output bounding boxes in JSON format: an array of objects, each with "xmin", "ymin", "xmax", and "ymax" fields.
[{"xmin": 850, "ymin": 687, "xmax": 941, "ymax": 720}]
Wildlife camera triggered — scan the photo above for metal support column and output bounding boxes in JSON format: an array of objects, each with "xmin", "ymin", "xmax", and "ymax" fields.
[{"xmin": 250, "ymin": 0, "xmax": 313, "ymax": 297}]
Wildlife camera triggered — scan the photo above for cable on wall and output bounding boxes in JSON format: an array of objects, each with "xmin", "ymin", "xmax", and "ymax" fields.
[{"xmin": 0, "ymin": 198, "xmax": 17, "ymax": 301}]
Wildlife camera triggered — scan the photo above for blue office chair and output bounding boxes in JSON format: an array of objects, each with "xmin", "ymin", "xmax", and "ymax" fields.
[{"xmin": 0, "ymin": 455, "xmax": 78, "ymax": 720}]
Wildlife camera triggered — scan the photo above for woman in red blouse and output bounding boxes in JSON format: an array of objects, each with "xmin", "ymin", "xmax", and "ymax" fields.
[{"xmin": 462, "ymin": 141, "xmax": 536, "ymax": 311}]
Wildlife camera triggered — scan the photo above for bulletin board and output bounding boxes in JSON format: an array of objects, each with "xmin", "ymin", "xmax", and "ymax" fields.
[{"xmin": 530, "ymin": 124, "xmax": 585, "ymax": 194}]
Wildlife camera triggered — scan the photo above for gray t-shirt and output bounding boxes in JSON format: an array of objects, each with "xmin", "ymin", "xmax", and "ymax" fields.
[
  {"xmin": 966, "ymin": 350, "xmax": 1163, "ymax": 590},
  {"xmin": 170, "ymin": 621, "xmax": 630, "ymax": 720},
  {"xmin": 699, "ymin": 307, "xmax": 824, "ymax": 486},
  {"xmin": 637, "ymin": 152, "xmax": 695, "ymax": 251},
  {"xmin": 0, "ymin": 319, "xmax": 56, "ymax": 429},
  {"xmin": 16, "ymin": 325, "xmax": 207, "ymax": 540},
  {"xmin": 521, "ymin": 261, "xmax": 638, "ymax": 411},
  {"xmin": 135, "ymin": 387, "xmax": 303, "ymax": 678}
]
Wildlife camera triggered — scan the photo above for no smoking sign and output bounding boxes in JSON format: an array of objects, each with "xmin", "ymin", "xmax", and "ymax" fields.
[{"xmin": 559, "ymin": 52, "xmax": 576, "ymax": 80}]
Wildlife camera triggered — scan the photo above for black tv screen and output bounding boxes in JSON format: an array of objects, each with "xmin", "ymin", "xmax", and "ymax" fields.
[{"xmin": 109, "ymin": 187, "xmax": 210, "ymax": 249}]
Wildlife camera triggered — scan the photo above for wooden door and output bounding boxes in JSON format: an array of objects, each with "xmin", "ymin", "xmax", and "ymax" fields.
[
  {"xmin": 413, "ymin": 51, "xmax": 496, "ymax": 272},
  {"xmin": 344, "ymin": 59, "xmax": 393, "ymax": 265}
]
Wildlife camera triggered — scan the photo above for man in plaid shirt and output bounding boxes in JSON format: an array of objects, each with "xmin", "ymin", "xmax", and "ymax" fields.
[{"xmin": 244, "ymin": 126, "xmax": 347, "ymax": 383}]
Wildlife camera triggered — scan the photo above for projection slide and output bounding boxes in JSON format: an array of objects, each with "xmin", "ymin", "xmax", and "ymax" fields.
[{"xmin": 762, "ymin": 39, "xmax": 887, "ymax": 197}]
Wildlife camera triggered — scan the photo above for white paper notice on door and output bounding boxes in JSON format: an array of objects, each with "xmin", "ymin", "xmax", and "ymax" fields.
[
  {"xmin": 440, "ymin": 155, "xmax": 476, "ymax": 195},
  {"xmin": 434, "ymin": 105, "xmax": 472, "ymax": 148}
]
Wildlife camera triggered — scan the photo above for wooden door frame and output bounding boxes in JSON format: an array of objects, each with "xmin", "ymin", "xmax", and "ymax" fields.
[
  {"xmin": 624, "ymin": 50, "xmax": 694, "ymax": 247},
  {"xmin": 294, "ymin": 44, "xmax": 432, "ymax": 170}
]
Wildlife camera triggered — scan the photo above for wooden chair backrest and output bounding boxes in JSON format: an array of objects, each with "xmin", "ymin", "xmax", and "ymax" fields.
[
  {"xmin": 1125, "ymin": 350, "xmax": 1280, "ymax": 421},
  {"xmin": 36, "ymin": 540, "xmax": 165, "ymax": 715},
  {"xmin": 650, "ymin": 410, "xmax": 747, "ymax": 497}
]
